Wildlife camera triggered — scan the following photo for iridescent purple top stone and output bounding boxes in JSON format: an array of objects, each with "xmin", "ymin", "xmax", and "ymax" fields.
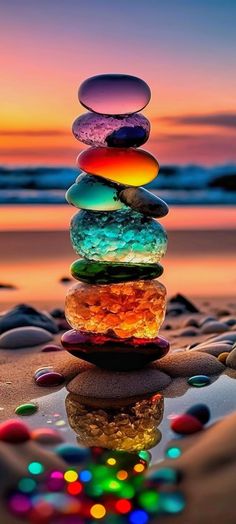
[
  {"xmin": 72, "ymin": 112, "xmax": 150, "ymax": 148},
  {"xmin": 78, "ymin": 74, "xmax": 151, "ymax": 115}
]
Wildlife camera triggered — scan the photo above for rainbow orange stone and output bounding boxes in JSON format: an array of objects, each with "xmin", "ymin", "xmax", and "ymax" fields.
[
  {"xmin": 65, "ymin": 280, "xmax": 166, "ymax": 339},
  {"xmin": 76, "ymin": 147, "xmax": 159, "ymax": 186}
]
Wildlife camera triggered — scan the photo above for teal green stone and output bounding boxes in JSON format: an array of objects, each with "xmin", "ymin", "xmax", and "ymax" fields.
[
  {"xmin": 70, "ymin": 209, "xmax": 168, "ymax": 263},
  {"xmin": 147, "ymin": 467, "xmax": 179, "ymax": 484},
  {"xmin": 66, "ymin": 173, "xmax": 124, "ymax": 211},
  {"xmin": 159, "ymin": 492, "xmax": 185, "ymax": 514},
  {"xmin": 188, "ymin": 375, "xmax": 210, "ymax": 387},
  {"xmin": 15, "ymin": 403, "xmax": 38, "ymax": 416},
  {"xmin": 70, "ymin": 259, "xmax": 164, "ymax": 284}
]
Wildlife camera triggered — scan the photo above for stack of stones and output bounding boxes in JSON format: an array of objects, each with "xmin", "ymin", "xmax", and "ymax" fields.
[{"xmin": 61, "ymin": 74, "xmax": 170, "ymax": 371}]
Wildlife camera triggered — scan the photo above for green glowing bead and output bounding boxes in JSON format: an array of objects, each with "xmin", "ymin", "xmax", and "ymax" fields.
[
  {"xmin": 28, "ymin": 462, "xmax": 44, "ymax": 475},
  {"xmin": 119, "ymin": 483, "xmax": 135, "ymax": 499},
  {"xmin": 138, "ymin": 450, "xmax": 152, "ymax": 464},
  {"xmin": 70, "ymin": 259, "xmax": 164, "ymax": 285},
  {"xmin": 165, "ymin": 447, "xmax": 182, "ymax": 459},
  {"xmin": 159, "ymin": 492, "xmax": 185, "ymax": 514},
  {"xmin": 66, "ymin": 173, "xmax": 124, "ymax": 211},
  {"xmin": 15, "ymin": 403, "xmax": 38, "ymax": 416},
  {"xmin": 18, "ymin": 477, "xmax": 37, "ymax": 493},
  {"xmin": 138, "ymin": 490, "xmax": 160, "ymax": 512}
]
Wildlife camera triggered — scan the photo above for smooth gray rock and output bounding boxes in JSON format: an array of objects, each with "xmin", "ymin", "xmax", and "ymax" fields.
[
  {"xmin": 0, "ymin": 326, "xmax": 53, "ymax": 349},
  {"xmin": 154, "ymin": 351, "xmax": 224, "ymax": 377},
  {"xmin": 200, "ymin": 321, "xmax": 229, "ymax": 335},
  {"xmin": 190, "ymin": 342, "xmax": 232, "ymax": 357},
  {"xmin": 226, "ymin": 348, "xmax": 236, "ymax": 369}
]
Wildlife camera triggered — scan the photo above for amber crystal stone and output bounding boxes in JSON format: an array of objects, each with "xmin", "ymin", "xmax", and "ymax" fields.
[{"xmin": 65, "ymin": 280, "xmax": 166, "ymax": 339}]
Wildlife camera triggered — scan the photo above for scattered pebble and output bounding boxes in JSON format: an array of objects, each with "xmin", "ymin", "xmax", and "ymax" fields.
[
  {"xmin": 186, "ymin": 404, "xmax": 210, "ymax": 425},
  {"xmin": 35, "ymin": 372, "xmax": 65, "ymax": 387},
  {"xmin": 226, "ymin": 347, "xmax": 236, "ymax": 369},
  {"xmin": 0, "ymin": 419, "xmax": 31, "ymax": 443},
  {"xmin": 177, "ymin": 327, "xmax": 199, "ymax": 337},
  {"xmin": 218, "ymin": 352, "xmax": 230, "ymax": 364},
  {"xmin": 55, "ymin": 444, "xmax": 90, "ymax": 463},
  {"xmin": 188, "ymin": 375, "xmax": 211, "ymax": 387},
  {"xmin": 34, "ymin": 367, "xmax": 53, "ymax": 379},
  {"xmin": 205, "ymin": 332, "xmax": 236, "ymax": 344},
  {"xmin": 15, "ymin": 403, "xmax": 38, "ymax": 416},
  {"xmin": 200, "ymin": 321, "xmax": 229, "ymax": 335},
  {"xmin": 155, "ymin": 351, "xmax": 224, "ymax": 377},
  {"xmin": 0, "ymin": 304, "xmax": 58, "ymax": 334},
  {"xmin": 199, "ymin": 316, "xmax": 216, "ymax": 326},
  {"xmin": 220, "ymin": 316, "xmax": 236, "ymax": 327},
  {"xmin": 182, "ymin": 317, "xmax": 199, "ymax": 328},
  {"xmin": 171, "ymin": 414, "xmax": 203, "ymax": 435},
  {"xmin": 41, "ymin": 344, "xmax": 62, "ymax": 352},
  {"xmin": 191, "ymin": 342, "xmax": 232, "ymax": 357},
  {"xmin": 0, "ymin": 326, "xmax": 53, "ymax": 349},
  {"xmin": 31, "ymin": 428, "xmax": 64, "ymax": 445}
]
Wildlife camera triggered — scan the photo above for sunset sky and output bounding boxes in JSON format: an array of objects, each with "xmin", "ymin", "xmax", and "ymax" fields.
[{"xmin": 1, "ymin": 0, "xmax": 236, "ymax": 166}]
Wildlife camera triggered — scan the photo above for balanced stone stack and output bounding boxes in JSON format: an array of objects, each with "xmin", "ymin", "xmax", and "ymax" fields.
[{"xmin": 61, "ymin": 74, "xmax": 169, "ymax": 371}]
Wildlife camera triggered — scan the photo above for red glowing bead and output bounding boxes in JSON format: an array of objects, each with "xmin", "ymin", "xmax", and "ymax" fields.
[
  {"xmin": 115, "ymin": 499, "xmax": 132, "ymax": 514},
  {"xmin": 67, "ymin": 481, "xmax": 83, "ymax": 495}
]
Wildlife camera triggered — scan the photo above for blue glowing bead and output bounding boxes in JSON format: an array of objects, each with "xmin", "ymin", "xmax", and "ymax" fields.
[
  {"xmin": 79, "ymin": 470, "xmax": 92, "ymax": 482},
  {"xmin": 129, "ymin": 510, "xmax": 149, "ymax": 524},
  {"xmin": 54, "ymin": 444, "xmax": 90, "ymax": 464},
  {"xmin": 159, "ymin": 492, "xmax": 186, "ymax": 514}
]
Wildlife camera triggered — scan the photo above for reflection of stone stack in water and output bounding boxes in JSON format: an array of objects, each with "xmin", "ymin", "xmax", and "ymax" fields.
[
  {"xmin": 66, "ymin": 392, "xmax": 163, "ymax": 452},
  {"xmin": 62, "ymin": 73, "xmax": 170, "ymax": 371}
]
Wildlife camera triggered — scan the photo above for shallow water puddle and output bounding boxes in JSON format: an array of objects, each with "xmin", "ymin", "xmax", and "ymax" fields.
[{"xmin": 24, "ymin": 372, "xmax": 236, "ymax": 466}]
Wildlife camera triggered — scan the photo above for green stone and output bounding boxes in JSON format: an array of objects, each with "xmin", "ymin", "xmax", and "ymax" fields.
[
  {"xmin": 66, "ymin": 173, "xmax": 125, "ymax": 211},
  {"xmin": 187, "ymin": 375, "xmax": 210, "ymax": 387},
  {"xmin": 15, "ymin": 403, "xmax": 38, "ymax": 416},
  {"xmin": 70, "ymin": 259, "xmax": 164, "ymax": 284}
]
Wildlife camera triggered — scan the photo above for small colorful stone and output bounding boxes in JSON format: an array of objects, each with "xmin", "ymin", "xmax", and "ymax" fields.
[
  {"xmin": 70, "ymin": 259, "xmax": 164, "ymax": 285},
  {"xmin": 70, "ymin": 209, "xmax": 167, "ymax": 264},
  {"xmin": 78, "ymin": 73, "xmax": 151, "ymax": 115},
  {"xmin": 147, "ymin": 467, "xmax": 180, "ymax": 484},
  {"xmin": 15, "ymin": 403, "xmax": 38, "ymax": 416},
  {"xmin": 171, "ymin": 414, "xmax": 203, "ymax": 435},
  {"xmin": 218, "ymin": 351, "xmax": 230, "ymax": 364},
  {"xmin": 65, "ymin": 280, "xmax": 167, "ymax": 339},
  {"xmin": 31, "ymin": 428, "xmax": 64, "ymax": 445},
  {"xmin": 35, "ymin": 372, "xmax": 64, "ymax": 387},
  {"xmin": 72, "ymin": 112, "xmax": 150, "ymax": 147},
  {"xmin": 186, "ymin": 404, "xmax": 210, "ymax": 425},
  {"xmin": 34, "ymin": 367, "xmax": 53, "ymax": 379},
  {"xmin": 77, "ymin": 147, "xmax": 159, "ymax": 186},
  {"xmin": 41, "ymin": 344, "xmax": 62, "ymax": 352},
  {"xmin": 66, "ymin": 173, "xmax": 124, "ymax": 211},
  {"xmin": 188, "ymin": 375, "xmax": 210, "ymax": 387},
  {"xmin": 55, "ymin": 443, "xmax": 90, "ymax": 464},
  {"xmin": 159, "ymin": 492, "xmax": 186, "ymax": 514},
  {"xmin": 0, "ymin": 419, "xmax": 31, "ymax": 443},
  {"xmin": 119, "ymin": 187, "xmax": 169, "ymax": 218}
]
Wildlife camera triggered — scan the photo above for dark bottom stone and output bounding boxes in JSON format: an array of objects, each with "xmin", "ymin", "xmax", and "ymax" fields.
[{"xmin": 61, "ymin": 330, "xmax": 169, "ymax": 371}]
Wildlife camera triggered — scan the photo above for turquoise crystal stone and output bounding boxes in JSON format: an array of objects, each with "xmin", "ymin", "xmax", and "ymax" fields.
[
  {"xmin": 66, "ymin": 173, "xmax": 124, "ymax": 211},
  {"xmin": 70, "ymin": 258, "xmax": 164, "ymax": 284},
  {"xmin": 70, "ymin": 209, "xmax": 168, "ymax": 263}
]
